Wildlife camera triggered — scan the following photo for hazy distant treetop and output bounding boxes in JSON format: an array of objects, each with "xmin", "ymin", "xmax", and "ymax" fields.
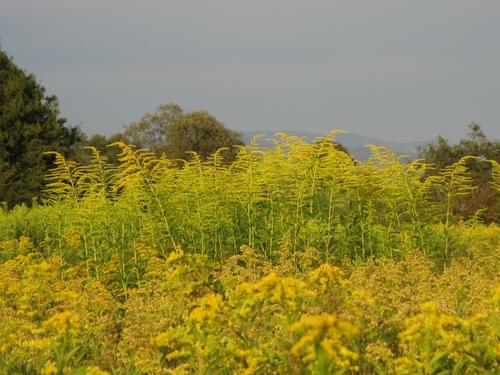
[
  {"xmin": 123, "ymin": 103, "xmax": 244, "ymax": 162},
  {"xmin": 165, "ymin": 110, "xmax": 243, "ymax": 162},
  {"xmin": 123, "ymin": 103, "xmax": 183, "ymax": 155}
]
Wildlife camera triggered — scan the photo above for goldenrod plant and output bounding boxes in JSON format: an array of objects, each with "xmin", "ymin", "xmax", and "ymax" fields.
[{"xmin": 0, "ymin": 133, "xmax": 498, "ymax": 373}]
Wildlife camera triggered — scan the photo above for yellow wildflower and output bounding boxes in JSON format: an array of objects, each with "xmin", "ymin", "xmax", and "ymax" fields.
[
  {"xmin": 82, "ymin": 366, "xmax": 111, "ymax": 375},
  {"xmin": 43, "ymin": 311, "xmax": 80, "ymax": 337},
  {"xmin": 309, "ymin": 264, "xmax": 347, "ymax": 291},
  {"xmin": 291, "ymin": 313, "xmax": 359, "ymax": 370},
  {"xmin": 239, "ymin": 273, "xmax": 309, "ymax": 310},
  {"xmin": 190, "ymin": 293, "xmax": 224, "ymax": 324},
  {"xmin": 41, "ymin": 361, "xmax": 57, "ymax": 375},
  {"xmin": 167, "ymin": 250, "xmax": 184, "ymax": 265}
]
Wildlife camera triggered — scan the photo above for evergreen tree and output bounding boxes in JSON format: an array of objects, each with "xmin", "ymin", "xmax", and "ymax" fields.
[{"xmin": 0, "ymin": 49, "xmax": 80, "ymax": 207}]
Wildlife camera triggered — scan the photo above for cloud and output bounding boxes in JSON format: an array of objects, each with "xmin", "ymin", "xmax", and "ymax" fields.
[{"xmin": 1, "ymin": 0, "xmax": 499, "ymax": 140}]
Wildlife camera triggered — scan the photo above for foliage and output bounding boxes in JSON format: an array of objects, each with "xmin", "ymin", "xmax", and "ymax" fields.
[
  {"xmin": 0, "ymin": 247, "xmax": 497, "ymax": 374},
  {"xmin": 0, "ymin": 49, "xmax": 81, "ymax": 208},
  {"xmin": 418, "ymin": 123, "xmax": 499, "ymax": 171},
  {"xmin": 0, "ymin": 134, "xmax": 498, "ymax": 373},
  {"xmin": 418, "ymin": 123, "xmax": 500, "ymax": 222},
  {"xmin": 123, "ymin": 103, "xmax": 243, "ymax": 162},
  {"xmin": 74, "ymin": 133, "xmax": 129, "ymax": 166},
  {"xmin": 0, "ymin": 134, "xmax": 496, "ymax": 270},
  {"xmin": 123, "ymin": 103, "xmax": 183, "ymax": 155},
  {"xmin": 165, "ymin": 110, "xmax": 244, "ymax": 162}
]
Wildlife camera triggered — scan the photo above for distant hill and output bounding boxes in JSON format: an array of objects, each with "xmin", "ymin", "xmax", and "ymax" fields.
[{"xmin": 241, "ymin": 130, "xmax": 432, "ymax": 161}]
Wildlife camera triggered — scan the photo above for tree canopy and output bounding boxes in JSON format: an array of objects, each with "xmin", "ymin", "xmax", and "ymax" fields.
[
  {"xmin": 165, "ymin": 110, "xmax": 243, "ymax": 162},
  {"xmin": 0, "ymin": 49, "xmax": 80, "ymax": 207},
  {"xmin": 418, "ymin": 123, "xmax": 499, "ymax": 170},
  {"xmin": 418, "ymin": 123, "xmax": 499, "ymax": 222},
  {"xmin": 123, "ymin": 103, "xmax": 182, "ymax": 155},
  {"xmin": 123, "ymin": 103, "xmax": 243, "ymax": 162}
]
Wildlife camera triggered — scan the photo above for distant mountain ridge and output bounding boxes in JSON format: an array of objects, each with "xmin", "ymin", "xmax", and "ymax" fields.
[{"xmin": 242, "ymin": 130, "xmax": 432, "ymax": 161}]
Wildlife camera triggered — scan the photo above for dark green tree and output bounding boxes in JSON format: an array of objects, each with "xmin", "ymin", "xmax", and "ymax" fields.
[
  {"xmin": 0, "ymin": 49, "xmax": 80, "ymax": 207},
  {"xmin": 74, "ymin": 132, "xmax": 128, "ymax": 165},
  {"xmin": 419, "ymin": 123, "xmax": 499, "ymax": 170},
  {"xmin": 418, "ymin": 123, "xmax": 499, "ymax": 222}
]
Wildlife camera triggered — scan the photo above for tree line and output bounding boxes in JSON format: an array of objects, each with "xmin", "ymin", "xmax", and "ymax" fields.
[
  {"xmin": 1, "ymin": 49, "xmax": 243, "ymax": 207},
  {"xmin": 1, "ymin": 48, "xmax": 499, "ymax": 221}
]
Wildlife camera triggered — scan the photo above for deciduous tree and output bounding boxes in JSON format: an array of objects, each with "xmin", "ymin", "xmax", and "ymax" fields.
[
  {"xmin": 165, "ymin": 110, "xmax": 243, "ymax": 162},
  {"xmin": 123, "ymin": 103, "xmax": 183, "ymax": 154},
  {"xmin": 123, "ymin": 103, "xmax": 243, "ymax": 162}
]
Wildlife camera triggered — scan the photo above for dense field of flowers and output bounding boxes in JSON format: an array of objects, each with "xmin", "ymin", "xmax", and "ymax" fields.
[{"xmin": 0, "ymin": 133, "xmax": 498, "ymax": 374}]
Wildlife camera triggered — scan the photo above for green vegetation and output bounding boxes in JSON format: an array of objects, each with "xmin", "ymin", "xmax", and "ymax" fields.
[
  {"xmin": 0, "ymin": 47, "xmax": 243, "ymax": 208},
  {"xmin": 419, "ymin": 123, "xmax": 500, "ymax": 222},
  {"xmin": 0, "ymin": 134, "xmax": 498, "ymax": 374},
  {"xmin": 0, "ymin": 49, "xmax": 80, "ymax": 208},
  {"xmin": 5, "ymin": 133, "xmax": 497, "ymax": 266},
  {"xmin": 123, "ymin": 103, "xmax": 244, "ymax": 163},
  {"xmin": 1, "ymin": 47, "xmax": 499, "ymax": 374}
]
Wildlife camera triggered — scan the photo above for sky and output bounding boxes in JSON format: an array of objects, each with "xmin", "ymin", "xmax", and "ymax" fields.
[{"xmin": 1, "ymin": 0, "xmax": 499, "ymax": 142}]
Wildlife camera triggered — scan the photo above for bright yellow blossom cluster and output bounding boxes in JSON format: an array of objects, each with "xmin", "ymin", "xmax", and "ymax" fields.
[
  {"xmin": 291, "ymin": 313, "xmax": 359, "ymax": 371},
  {"xmin": 0, "ymin": 237, "xmax": 498, "ymax": 373},
  {"xmin": 190, "ymin": 293, "xmax": 225, "ymax": 324},
  {"xmin": 397, "ymin": 299, "xmax": 500, "ymax": 373},
  {"xmin": 309, "ymin": 263, "xmax": 347, "ymax": 291},
  {"xmin": 0, "ymin": 139, "xmax": 499, "ymax": 373},
  {"xmin": 238, "ymin": 272, "xmax": 311, "ymax": 311}
]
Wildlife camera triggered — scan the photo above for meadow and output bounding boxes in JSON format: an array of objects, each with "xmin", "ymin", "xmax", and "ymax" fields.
[{"xmin": 0, "ymin": 133, "xmax": 498, "ymax": 374}]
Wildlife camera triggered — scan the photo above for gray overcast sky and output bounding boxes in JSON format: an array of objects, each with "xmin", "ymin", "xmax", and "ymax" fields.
[{"xmin": 1, "ymin": 0, "xmax": 499, "ymax": 142}]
